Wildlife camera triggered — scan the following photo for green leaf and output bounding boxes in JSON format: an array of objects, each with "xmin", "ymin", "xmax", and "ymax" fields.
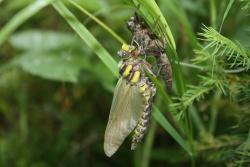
[
  {"xmin": 9, "ymin": 30, "xmax": 82, "ymax": 51},
  {"xmin": 12, "ymin": 51, "xmax": 91, "ymax": 83}
]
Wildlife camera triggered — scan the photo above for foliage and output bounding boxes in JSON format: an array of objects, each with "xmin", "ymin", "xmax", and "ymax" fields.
[{"xmin": 0, "ymin": 0, "xmax": 249, "ymax": 167}]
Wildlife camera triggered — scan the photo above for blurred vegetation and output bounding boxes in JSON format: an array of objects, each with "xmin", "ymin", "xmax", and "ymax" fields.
[{"xmin": 0, "ymin": 0, "xmax": 249, "ymax": 167}]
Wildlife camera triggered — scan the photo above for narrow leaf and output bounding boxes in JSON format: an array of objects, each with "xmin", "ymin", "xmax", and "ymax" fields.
[
  {"xmin": 52, "ymin": 1, "xmax": 118, "ymax": 77},
  {"xmin": 219, "ymin": 0, "xmax": 235, "ymax": 32},
  {"xmin": 152, "ymin": 106, "xmax": 192, "ymax": 155},
  {"xmin": 0, "ymin": 0, "xmax": 51, "ymax": 46}
]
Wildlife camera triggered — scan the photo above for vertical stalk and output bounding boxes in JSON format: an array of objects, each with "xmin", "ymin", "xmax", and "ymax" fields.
[
  {"xmin": 210, "ymin": 0, "xmax": 217, "ymax": 29},
  {"xmin": 209, "ymin": 93, "xmax": 220, "ymax": 134},
  {"xmin": 141, "ymin": 120, "xmax": 157, "ymax": 167},
  {"xmin": 186, "ymin": 108, "xmax": 195, "ymax": 167},
  {"xmin": 190, "ymin": 106, "xmax": 206, "ymax": 136},
  {"xmin": 0, "ymin": 140, "xmax": 7, "ymax": 167},
  {"xmin": 133, "ymin": 145, "xmax": 142, "ymax": 167},
  {"xmin": 17, "ymin": 86, "xmax": 28, "ymax": 167}
]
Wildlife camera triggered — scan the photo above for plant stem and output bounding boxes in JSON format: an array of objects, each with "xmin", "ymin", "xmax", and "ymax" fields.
[
  {"xmin": 68, "ymin": 0, "xmax": 125, "ymax": 44},
  {"xmin": 209, "ymin": 93, "xmax": 220, "ymax": 134},
  {"xmin": 141, "ymin": 120, "xmax": 157, "ymax": 167},
  {"xmin": 133, "ymin": 146, "xmax": 142, "ymax": 167},
  {"xmin": 210, "ymin": 0, "xmax": 217, "ymax": 29},
  {"xmin": 189, "ymin": 106, "xmax": 206, "ymax": 136},
  {"xmin": 178, "ymin": 62, "xmax": 205, "ymax": 71},
  {"xmin": 178, "ymin": 62, "xmax": 248, "ymax": 74}
]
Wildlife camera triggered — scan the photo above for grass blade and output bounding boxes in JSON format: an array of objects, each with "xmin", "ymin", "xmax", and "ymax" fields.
[
  {"xmin": 152, "ymin": 106, "xmax": 192, "ymax": 155},
  {"xmin": 0, "ymin": 0, "xmax": 51, "ymax": 46},
  {"xmin": 159, "ymin": 0, "xmax": 199, "ymax": 49},
  {"xmin": 52, "ymin": 0, "xmax": 118, "ymax": 77},
  {"xmin": 128, "ymin": 0, "xmax": 176, "ymax": 49},
  {"xmin": 210, "ymin": 0, "xmax": 217, "ymax": 28},
  {"xmin": 68, "ymin": 0, "xmax": 125, "ymax": 44},
  {"xmin": 219, "ymin": 0, "xmax": 235, "ymax": 32},
  {"xmin": 141, "ymin": 119, "xmax": 157, "ymax": 167}
]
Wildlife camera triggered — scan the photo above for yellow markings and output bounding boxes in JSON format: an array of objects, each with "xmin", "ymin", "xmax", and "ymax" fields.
[
  {"xmin": 122, "ymin": 43, "xmax": 130, "ymax": 51},
  {"xmin": 139, "ymin": 84, "xmax": 148, "ymax": 93},
  {"xmin": 144, "ymin": 94, "xmax": 150, "ymax": 102},
  {"xmin": 131, "ymin": 71, "xmax": 140, "ymax": 84},
  {"xmin": 129, "ymin": 45, "xmax": 136, "ymax": 51},
  {"xmin": 142, "ymin": 90, "xmax": 151, "ymax": 102},
  {"xmin": 134, "ymin": 129, "xmax": 140, "ymax": 135},
  {"xmin": 123, "ymin": 64, "xmax": 132, "ymax": 77},
  {"xmin": 121, "ymin": 43, "xmax": 135, "ymax": 52}
]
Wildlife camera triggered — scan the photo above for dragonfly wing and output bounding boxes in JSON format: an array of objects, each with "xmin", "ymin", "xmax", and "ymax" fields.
[{"xmin": 104, "ymin": 78, "xmax": 143, "ymax": 157}]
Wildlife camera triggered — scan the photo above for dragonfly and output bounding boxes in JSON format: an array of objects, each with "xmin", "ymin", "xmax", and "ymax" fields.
[{"xmin": 104, "ymin": 44, "xmax": 156, "ymax": 157}]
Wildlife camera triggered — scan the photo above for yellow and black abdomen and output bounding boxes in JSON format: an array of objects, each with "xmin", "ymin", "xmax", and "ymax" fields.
[
  {"xmin": 131, "ymin": 79, "xmax": 156, "ymax": 150},
  {"xmin": 118, "ymin": 59, "xmax": 156, "ymax": 150},
  {"xmin": 119, "ymin": 61, "xmax": 141, "ymax": 85}
]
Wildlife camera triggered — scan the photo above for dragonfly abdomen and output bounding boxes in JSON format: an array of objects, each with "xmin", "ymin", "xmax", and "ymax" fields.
[
  {"xmin": 131, "ymin": 80, "xmax": 156, "ymax": 150},
  {"xmin": 118, "ymin": 58, "xmax": 156, "ymax": 149}
]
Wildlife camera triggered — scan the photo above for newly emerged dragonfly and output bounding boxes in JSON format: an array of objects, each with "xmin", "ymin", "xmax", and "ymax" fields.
[
  {"xmin": 104, "ymin": 44, "xmax": 156, "ymax": 157},
  {"xmin": 127, "ymin": 14, "xmax": 173, "ymax": 92}
]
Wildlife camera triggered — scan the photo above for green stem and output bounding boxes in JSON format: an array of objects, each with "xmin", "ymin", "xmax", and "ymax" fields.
[
  {"xmin": 224, "ymin": 68, "xmax": 248, "ymax": 73},
  {"xmin": 189, "ymin": 106, "xmax": 206, "ymax": 136},
  {"xmin": 179, "ymin": 62, "xmax": 205, "ymax": 71},
  {"xmin": 52, "ymin": 0, "xmax": 118, "ymax": 77},
  {"xmin": 210, "ymin": 0, "xmax": 216, "ymax": 29},
  {"xmin": 68, "ymin": 0, "xmax": 125, "ymax": 44},
  {"xmin": 178, "ymin": 62, "xmax": 248, "ymax": 74},
  {"xmin": 141, "ymin": 120, "xmax": 157, "ymax": 167},
  {"xmin": 133, "ymin": 146, "xmax": 142, "ymax": 167},
  {"xmin": 209, "ymin": 93, "xmax": 220, "ymax": 134},
  {"xmin": 83, "ymin": 5, "xmax": 132, "ymax": 25},
  {"xmin": 18, "ymin": 87, "xmax": 28, "ymax": 167},
  {"xmin": 186, "ymin": 107, "xmax": 195, "ymax": 166}
]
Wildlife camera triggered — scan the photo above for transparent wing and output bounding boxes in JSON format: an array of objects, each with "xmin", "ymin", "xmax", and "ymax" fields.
[{"xmin": 104, "ymin": 78, "xmax": 143, "ymax": 157}]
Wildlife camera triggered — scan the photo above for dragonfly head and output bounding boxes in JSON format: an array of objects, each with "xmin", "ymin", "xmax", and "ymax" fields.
[{"xmin": 117, "ymin": 43, "xmax": 136, "ymax": 59}]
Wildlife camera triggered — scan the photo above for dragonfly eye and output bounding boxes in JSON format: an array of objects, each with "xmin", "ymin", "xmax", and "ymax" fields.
[{"xmin": 117, "ymin": 50, "xmax": 130, "ymax": 59}]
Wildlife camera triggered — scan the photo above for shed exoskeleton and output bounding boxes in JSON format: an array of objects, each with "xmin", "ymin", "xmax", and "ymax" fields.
[{"xmin": 127, "ymin": 14, "xmax": 173, "ymax": 92}]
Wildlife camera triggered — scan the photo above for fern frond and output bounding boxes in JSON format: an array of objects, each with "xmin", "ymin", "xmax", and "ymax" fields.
[
  {"xmin": 171, "ymin": 76, "xmax": 227, "ymax": 118},
  {"xmin": 228, "ymin": 75, "xmax": 250, "ymax": 101},
  {"xmin": 193, "ymin": 48, "xmax": 211, "ymax": 64},
  {"xmin": 241, "ymin": 0, "xmax": 250, "ymax": 12},
  {"xmin": 195, "ymin": 26, "xmax": 250, "ymax": 71}
]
